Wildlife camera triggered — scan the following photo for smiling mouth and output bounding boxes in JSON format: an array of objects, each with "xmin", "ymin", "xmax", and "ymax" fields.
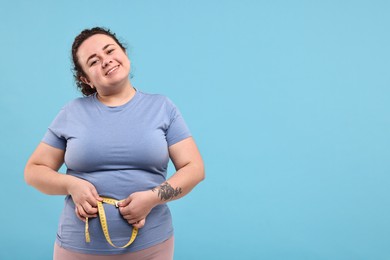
[{"xmin": 105, "ymin": 65, "xmax": 120, "ymax": 76}]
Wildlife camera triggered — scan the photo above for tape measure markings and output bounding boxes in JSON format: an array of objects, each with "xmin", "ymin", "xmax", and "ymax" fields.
[{"xmin": 85, "ymin": 197, "xmax": 138, "ymax": 248}]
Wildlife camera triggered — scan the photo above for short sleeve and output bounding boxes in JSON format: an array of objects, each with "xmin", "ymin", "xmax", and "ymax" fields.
[
  {"xmin": 41, "ymin": 106, "xmax": 68, "ymax": 150},
  {"xmin": 165, "ymin": 98, "xmax": 191, "ymax": 146}
]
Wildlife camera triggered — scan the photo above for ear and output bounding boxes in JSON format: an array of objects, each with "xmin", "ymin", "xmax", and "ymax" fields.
[{"xmin": 80, "ymin": 76, "xmax": 94, "ymax": 89}]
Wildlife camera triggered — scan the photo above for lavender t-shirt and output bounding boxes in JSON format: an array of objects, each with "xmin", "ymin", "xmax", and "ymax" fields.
[{"xmin": 42, "ymin": 90, "xmax": 191, "ymax": 255}]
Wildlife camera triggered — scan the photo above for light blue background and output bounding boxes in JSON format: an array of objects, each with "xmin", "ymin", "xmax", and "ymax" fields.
[{"xmin": 1, "ymin": 0, "xmax": 389, "ymax": 259}]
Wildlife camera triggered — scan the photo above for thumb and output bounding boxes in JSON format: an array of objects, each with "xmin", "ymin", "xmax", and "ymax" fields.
[
  {"xmin": 91, "ymin": 187, "xmax": 103, "ymax": 202},
  {"xmin": 118, "ymin": 195, "xmax": 132, "ymax": 207}
]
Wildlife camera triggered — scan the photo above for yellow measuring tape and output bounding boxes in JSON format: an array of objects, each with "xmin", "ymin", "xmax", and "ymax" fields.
[{"xmin": 85, "ymin": 197, "xmax": 138, "ymax": 248}]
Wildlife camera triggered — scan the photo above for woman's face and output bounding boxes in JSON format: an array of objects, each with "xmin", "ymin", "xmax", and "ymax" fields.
[{"xmin": 77, "ymin": 34, "xmax": 131, "ymax": 92}]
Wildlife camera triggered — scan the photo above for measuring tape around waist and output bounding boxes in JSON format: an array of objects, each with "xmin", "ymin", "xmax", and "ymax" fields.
[{"xmin": 85, "ymin": 197, "xmax": 138, "ymax": 248}]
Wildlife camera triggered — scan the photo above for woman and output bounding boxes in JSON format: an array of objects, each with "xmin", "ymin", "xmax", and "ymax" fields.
[{"xmin": 24, "ymin": 27, "xmax": 205, "ymax": 260}]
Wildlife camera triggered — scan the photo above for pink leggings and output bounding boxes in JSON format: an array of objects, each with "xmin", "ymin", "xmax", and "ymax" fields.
[{"xmin": 53, "ymin": 236, "xmax": 174, "ymax": 260}]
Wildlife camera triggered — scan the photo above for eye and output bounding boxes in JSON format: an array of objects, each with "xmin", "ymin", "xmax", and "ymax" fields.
[
  {"xmin": 90, "ymin": 60, "xmax": 99, "ymax": 67},
  {"xmin": 107, "ymin": 48, "xmax": 115, "ymax": 54}
]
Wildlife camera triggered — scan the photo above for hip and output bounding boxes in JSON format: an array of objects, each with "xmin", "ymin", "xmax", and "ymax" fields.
[
  {"xmin": 54, "ymin": 235, "xmax": 174, "ymax": 260},
  {"xmin": 56, "ymin": 197, "xmax": 173, "ymax": 254}
]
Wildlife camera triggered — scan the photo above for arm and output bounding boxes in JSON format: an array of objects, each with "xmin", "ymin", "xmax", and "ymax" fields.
[
  {"xmin": 24, "ymin": 142, "xmax": 102, "ymax": 221},
  {"xmin": 153, "ymin": 137, "xmax": 205, "ymax": 202},
  {"xmin": 119, "ymin": 137, "xmax": 205, "ymax": 227}
]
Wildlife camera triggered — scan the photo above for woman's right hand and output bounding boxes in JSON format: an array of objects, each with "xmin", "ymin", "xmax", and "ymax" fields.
[
  {"xmin": 24, "ymin": 142, "xmax": 103, "ymax": 222},
  {"xmin": 66, "ymin": 176, "xmax": 103, "ymax": 222}
]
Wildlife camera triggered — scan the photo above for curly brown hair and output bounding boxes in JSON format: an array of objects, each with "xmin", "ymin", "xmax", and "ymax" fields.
[{"xmin": 71, "ymin": 27, "xmax": 127, "ymax": 96}]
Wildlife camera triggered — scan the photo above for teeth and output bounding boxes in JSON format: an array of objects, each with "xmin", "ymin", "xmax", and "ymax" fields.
[{"xmin": 106, "ymin": 66, "xmax": 119, "ymax": 75}]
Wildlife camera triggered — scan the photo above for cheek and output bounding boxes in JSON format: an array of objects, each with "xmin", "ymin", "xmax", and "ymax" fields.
[
  {"xmin": 118, "ymin": 54, "xmax": 130, "ymax": 67},
  {"xmin": 86, "ymin": 69, "xmax": 101, "ymax": 83},
  {"xmin": 123, "ymin": 57, "xmax": 131, "ymax": 71}
]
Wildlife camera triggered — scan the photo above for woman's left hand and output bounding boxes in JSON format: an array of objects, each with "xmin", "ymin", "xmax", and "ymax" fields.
[{"xmin": 118, "ymin": 190, "xmax": 158, "ymax": 227}]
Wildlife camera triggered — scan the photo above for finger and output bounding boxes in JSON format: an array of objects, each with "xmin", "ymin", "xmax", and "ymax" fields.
[
  {"xmin": 121, "ymin": 213, "xmax": 133, "ymax": 220},
  {"xmin": 118, "ymin": 205, "xmax": 133, "ymax": 216},
  {"xmin": 127, "ymin": 215, "xmax": 144, "ymax": 225},
  {"xmin": 87, "ymin": 192, "xmax": 101, "ymax": 208},
  {"xmin": 118, "ymin": 196, "xmax": 132, "ymax": 207},
  {"xmin": 133, "ymin": 219, "xmax": 146, "ymax": 229},
  {"xmin": 82, "ymin": 202, "xmax": 98, "ymax": 215},
  {"xmin": 90, "ymin": 188, "xmax": 103, "ymax": 202},
  {"xmin": 75, "ymin": 207, "xmax": 86, "ymax": 222},
  {"xmin": 78, "ymin": 205, "xmax": 98, "ymax": 218},
  {"xmin": 127, "ymin": 218, "xmax": 139, "ymax": 224}
]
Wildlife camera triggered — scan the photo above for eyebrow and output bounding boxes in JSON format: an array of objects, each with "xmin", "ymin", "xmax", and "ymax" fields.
[{"xmin": 86, "ymin": 44, "xmax": 115, "ymax": 65}]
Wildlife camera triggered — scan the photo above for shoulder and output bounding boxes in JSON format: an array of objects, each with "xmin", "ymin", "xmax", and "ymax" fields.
[
  {"xmin": 137, "ymin": 90, "xmax": 175, "ymax": 107},
  {"xmin": 61, "ymin": 95, "xmax": 94, "ymax": 111},
  {"xmin": 138, "ymin": 90, "xmax": 169, "ymax": 102}
]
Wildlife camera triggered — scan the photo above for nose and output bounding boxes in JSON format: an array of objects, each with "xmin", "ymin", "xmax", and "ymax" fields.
[{"xmin": 102, "ymin": 59, "xmax": 112, "ymax": 68}]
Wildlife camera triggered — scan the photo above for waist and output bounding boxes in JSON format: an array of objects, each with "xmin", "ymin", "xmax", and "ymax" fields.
[{"xmin": 67, "ymin": 169, "xmax": 166, "ymax": 199}]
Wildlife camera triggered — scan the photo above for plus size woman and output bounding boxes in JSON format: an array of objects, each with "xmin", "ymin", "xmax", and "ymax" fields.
[{"xmin": 24, "ymin": 27, "xmax": 205, "ymax": 260}]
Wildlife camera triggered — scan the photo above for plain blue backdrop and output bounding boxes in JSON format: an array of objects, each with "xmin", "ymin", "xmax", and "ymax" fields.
[{"xmin": 1, "ymin": 0, "xmax": 390, "ymax": 259}]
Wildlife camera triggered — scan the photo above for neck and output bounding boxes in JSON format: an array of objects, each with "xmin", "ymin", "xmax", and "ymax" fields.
[{"xmin": 96, "ymin": 82, "xmax": 136, "ymax": 107}]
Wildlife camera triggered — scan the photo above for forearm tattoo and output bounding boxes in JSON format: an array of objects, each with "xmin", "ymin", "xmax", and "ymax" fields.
[{"xmin": 153, "ymin": 182, "xmax": 182, "ymax": 201}]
